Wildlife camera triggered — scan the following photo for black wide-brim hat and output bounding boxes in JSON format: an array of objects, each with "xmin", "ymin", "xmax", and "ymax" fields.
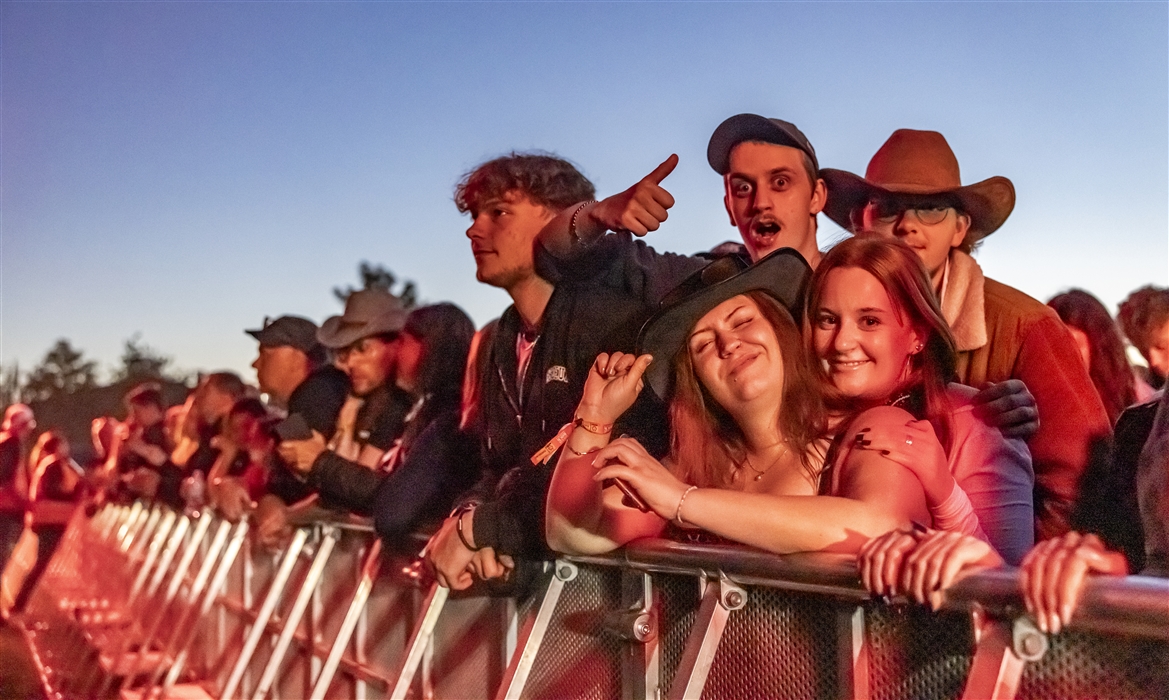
[{"xmin": 636, "ymin": 248, "xmax": 812, "ymax": 401}]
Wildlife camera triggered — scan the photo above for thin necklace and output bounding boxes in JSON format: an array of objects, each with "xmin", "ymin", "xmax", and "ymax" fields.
[{"xmin": 743, "ymin": 442, "xmax": 790, "ymax": 482}]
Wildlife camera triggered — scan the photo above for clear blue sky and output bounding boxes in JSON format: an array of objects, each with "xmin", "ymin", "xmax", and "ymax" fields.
[{"xmin": 3, "ymin": 1, "xmax": 1166, "ymax": 382}]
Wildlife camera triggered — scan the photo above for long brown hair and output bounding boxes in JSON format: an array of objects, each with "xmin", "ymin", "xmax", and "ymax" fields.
[
  {"xmin": 806, "ymin": 236, "xmax": 958, "ymax": 448},
  {"xmin": 1049, "ymin": 289, "xmax": 1136, "ymax": 425},
  {"xmin": 668, "ymin": 291, "xmax": 827, "ymax": 488}
]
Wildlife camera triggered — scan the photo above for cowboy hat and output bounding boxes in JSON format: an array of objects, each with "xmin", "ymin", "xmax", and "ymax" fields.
[
  {"xmin": 637, "ymin": 248, "xmax": 811, "ymax": 401},
  {"xmin": 317, "ymin": 289, "xmax": 408, "ymax": 349},
  {"xmin": 821, "ymin": 129, "xmax": 1015, "ymax": 241}
]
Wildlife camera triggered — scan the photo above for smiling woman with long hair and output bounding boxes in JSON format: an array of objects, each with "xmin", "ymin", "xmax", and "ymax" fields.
[
  {"xmin": 810, "ymin": 237, "xmax": 1034, "ymax": 564},
  {"xmin": 547, "ymin": 249, "xmax": 938, "ymax": 556}
]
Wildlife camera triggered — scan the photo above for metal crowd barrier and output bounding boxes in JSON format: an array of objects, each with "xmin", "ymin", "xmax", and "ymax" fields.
[{"xmin": 15, "ymin": 503, "xmax": 1169, "ymax": 699}]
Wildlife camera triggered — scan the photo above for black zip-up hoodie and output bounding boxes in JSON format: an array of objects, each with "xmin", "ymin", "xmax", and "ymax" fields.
[{"xmin": 467, "ymin": 234, "xmax": 705, "ymax": 558}]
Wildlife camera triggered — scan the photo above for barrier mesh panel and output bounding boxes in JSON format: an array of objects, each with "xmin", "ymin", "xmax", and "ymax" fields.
[
  {"xmin": 657, "ymin": 573, "xmax": 701, "ymax": 698},
  {"xmin": 1019, "ymin": 629, "xmax": 1169, "ymax": 700},
  {"xmin": 865, "ymin": 603, "xmax": 971, "ymax": 700},
  {"xmin": 520, "ymin": 565, "xmax": 624, "ymax": 700},
  {"xmin": 701, "ymin": 587, "xmax": 840, "ymax": 700}
]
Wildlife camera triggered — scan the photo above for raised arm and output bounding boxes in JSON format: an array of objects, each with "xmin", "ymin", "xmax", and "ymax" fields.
[
  {"xmin": 545, "ymin": 351, "xmax": 664, "ymax": 554},
  {"xmin": 538, "ymin": 155, "xmax": 678, "ymax": 259}
]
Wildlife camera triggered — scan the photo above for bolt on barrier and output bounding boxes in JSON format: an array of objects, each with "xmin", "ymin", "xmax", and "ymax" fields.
[{"xmin": 14, "ymin": 504, "xmax": 1169, "ymax": 699}]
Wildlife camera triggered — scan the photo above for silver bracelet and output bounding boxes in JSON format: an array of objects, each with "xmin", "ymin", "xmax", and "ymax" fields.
[
  {"xmin": 569, "ymin": 200, "xmax": 596, "ymax": 245},
  {"xmin": 674, "ymin": 485, "xmax": 698, "ymax": 526}
]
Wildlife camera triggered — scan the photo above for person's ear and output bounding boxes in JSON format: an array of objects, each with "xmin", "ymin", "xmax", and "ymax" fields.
[
  {"xmin": 809, "ymin": 177, "xmax": 828, "ymax": 216},
  {"xmin": 911, "ymin": 329, "xmax": 927, "ymax": 355},
  {"xmin": 950, "ymin": 212, "xmax": 971, "ymax": 248}
]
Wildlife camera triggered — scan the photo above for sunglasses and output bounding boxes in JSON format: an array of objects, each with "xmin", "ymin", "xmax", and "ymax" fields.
[{"xmin": 865, "ymin": 198, "xmax": 956, "ymax": 226}]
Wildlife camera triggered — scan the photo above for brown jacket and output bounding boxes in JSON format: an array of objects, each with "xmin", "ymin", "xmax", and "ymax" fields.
[{"xmin": 943, "ymin": 251, "xmax": 1112, "ymax": 541}]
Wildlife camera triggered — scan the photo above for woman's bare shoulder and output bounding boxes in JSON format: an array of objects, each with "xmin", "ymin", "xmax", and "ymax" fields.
[{"xmin": 844, "ymin": 405, "xmax": 915, "ymax": 438}]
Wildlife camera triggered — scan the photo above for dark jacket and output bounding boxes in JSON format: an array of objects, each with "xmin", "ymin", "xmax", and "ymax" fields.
[
  {"xmin": 1074, "ymin": 394, "xmax": 1160, "ymax": 571},
  {"xmin": 309, "ymin": 410, "xmax": 479, "ymax": 548},
  {"xmin": 288, "ymin": 364, "xmax": 350, "ymax": 440},
  {"xmin": 466, "ymin": 235, "xmax": 705, "ymax": 558}
]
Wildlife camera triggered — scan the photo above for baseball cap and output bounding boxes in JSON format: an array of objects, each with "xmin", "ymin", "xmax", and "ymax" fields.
[
  {"xmin": 246, "ymin": 315, "xmax": 322, "ymax": 354},
  {"xmin": 707, "ymin": 114, "xmax": 819, "ymax": 175}
]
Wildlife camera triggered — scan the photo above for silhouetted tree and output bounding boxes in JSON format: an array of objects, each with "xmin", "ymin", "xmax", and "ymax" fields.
[
  {"xmin": 22, "ymin": 339, "xmax": 98, "ymax": 402},
  {"xmin": 0, "ymin": 362, "xmax": 21, "ymax": 407},
  {"xmin": 114, "ymin": 334, "xmax": 174, "ymax": 382},
  {"xmin": 333, "ymin": 261, "xmax": 418, "ymax": 308}
]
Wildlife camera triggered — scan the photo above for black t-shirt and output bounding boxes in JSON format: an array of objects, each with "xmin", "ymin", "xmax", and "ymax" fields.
[{"xmin": 288, "ymin": 365, "xmax": 350, "ymax": 440}]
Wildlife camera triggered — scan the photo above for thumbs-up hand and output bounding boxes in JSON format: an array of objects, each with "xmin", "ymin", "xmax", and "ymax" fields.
[{"xmin": 590, "ymin": 155, "xmax": 678, "ymax": 237}]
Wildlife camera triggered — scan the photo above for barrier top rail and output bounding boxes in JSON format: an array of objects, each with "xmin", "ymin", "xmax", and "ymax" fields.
[
  {"xmin": 572, "ymin": 538, "xmax": 1169, "ymax": 641},
  {"xmin": 282, "ymin": 510, "xmax": 1169, "ymax": 642}
]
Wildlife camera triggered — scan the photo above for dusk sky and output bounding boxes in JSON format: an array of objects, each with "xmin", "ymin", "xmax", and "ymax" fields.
[{"xmin": 3, "ymin": 1, "xmax": 1166, "ymax": 383}]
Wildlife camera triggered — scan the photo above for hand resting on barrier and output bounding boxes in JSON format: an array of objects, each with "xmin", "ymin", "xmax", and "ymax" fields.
[
  {"xmin": 209, "ymin": 475, "xmax": 256, "ymax": 522},
  {"xmin": 858, "ymin": 528, "xmax": 1002, "ymax": 611},
  {"xmin": 1019, "ymin": 531, "xmax": 1128, "ymax": 634},
  {"xmin": 859, "ymin": 528, "xmax": 1131, "ymax": 634},
  {"xmin": 426, "ymin": 507, "xmax": 514, "ymax": 590},
  {"xmin": 254, "ymin": 494, "xmax": 293, "ymax": 549}
]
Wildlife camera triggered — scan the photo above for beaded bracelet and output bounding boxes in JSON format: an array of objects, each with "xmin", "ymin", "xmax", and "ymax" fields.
[
  {"xmin": 674, "ymin": 485, "xmax": 698, "ymax": 527},
  {"xmin": 569, "ymin": 200, "xmax": 597, "ymax": 245}
]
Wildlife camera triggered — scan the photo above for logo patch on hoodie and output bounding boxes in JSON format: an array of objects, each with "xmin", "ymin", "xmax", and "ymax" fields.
[{"xmin": 545, "ymin": 365, "xmax": 568, "ymax": 384}]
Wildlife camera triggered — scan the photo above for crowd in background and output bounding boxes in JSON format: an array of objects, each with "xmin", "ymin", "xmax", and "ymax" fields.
[{"xmin": 1, "ymin": 115, "xmax": 1167, "ymax": 638}]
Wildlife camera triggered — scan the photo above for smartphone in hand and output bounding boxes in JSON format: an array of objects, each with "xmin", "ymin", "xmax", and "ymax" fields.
[{"xmin": 274, "ymin": 414, "xmax": 313, "ymax": 442}]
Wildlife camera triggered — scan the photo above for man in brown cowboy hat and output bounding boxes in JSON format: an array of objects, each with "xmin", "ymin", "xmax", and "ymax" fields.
[
  {"xmin": 280, "ymin": 289, "xmax": 414, "ymax": 472},
  {"xmin": 821, "ymin": 129, "xmax": 1112, "ymax": 541}
]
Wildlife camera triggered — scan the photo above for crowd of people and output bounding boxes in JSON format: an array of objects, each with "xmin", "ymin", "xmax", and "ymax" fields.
[{"xmin": 2, "ymin": 115, "xmax": 1167, "ymax": 638}]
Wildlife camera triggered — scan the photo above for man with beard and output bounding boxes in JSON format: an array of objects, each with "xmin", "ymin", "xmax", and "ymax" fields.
[{"xmin": 283, "ymin": 289, "xmax": 413, "ymax": 469}]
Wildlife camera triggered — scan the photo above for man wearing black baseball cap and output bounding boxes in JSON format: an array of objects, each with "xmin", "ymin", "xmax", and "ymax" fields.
[
  {"xmin": 539, "ymin": 112, "xmax": 826, "ymax": 267},
  {"xmin": 246, "ymin": 315, "xmax": 349, "ymax": 439}
]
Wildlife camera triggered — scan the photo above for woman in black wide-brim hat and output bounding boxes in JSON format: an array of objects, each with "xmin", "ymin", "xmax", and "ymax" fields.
[{"xmin": 545, "ymin": 247, "xmax": 937, "ymax": 556}]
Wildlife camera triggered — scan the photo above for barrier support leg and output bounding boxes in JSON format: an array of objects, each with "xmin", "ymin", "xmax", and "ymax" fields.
[
  {"xmin": 837, "ymin": 605, "xmax": 869, "ymax": 700},
  {"xmin": 387, "ymin": 580, "xmax": 449, "ymax": 700},
  {"xmin": 666, "ymin": 573, "xmax": 746, "ymax": 700},
  {"xmin": 613, "ymin": 571, "xmax": 658, "ymax": 700},
  {"xmin": 960, "ymin": 613, "xmax": 1046, "ymax": 700},
  {"xmin": 218, "ymin": 527, "xmax": 309, "ymax": 700},
  {"xmin": 251, "ymin": 525, "xmax": 339, "ymax": 700},
  {"xmin": 495, "ymin": 560, "xmax": 577, "ymax": 700}
]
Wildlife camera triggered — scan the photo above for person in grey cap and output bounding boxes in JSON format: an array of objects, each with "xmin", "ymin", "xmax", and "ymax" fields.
[
  {"xmin": 246, "ymin": 314, "xmax": 349, "ymax": 439},
  {"xmin": 280, "ymin": 289, "xmax": 414, "ymax": 471},
  {"xmin": 540, "ymin": 112, "xmax": 826, "ymax": 267}
]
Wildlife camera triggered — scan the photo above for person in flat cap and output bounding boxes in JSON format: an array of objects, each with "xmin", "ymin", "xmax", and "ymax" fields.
[
  {"xmin": 247, "ymin": 315, "xmax": 349, "ymax": 439},
  {"xmin": 821, "ymin": 129, "xmax": 1112, "ymax": 542}
]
